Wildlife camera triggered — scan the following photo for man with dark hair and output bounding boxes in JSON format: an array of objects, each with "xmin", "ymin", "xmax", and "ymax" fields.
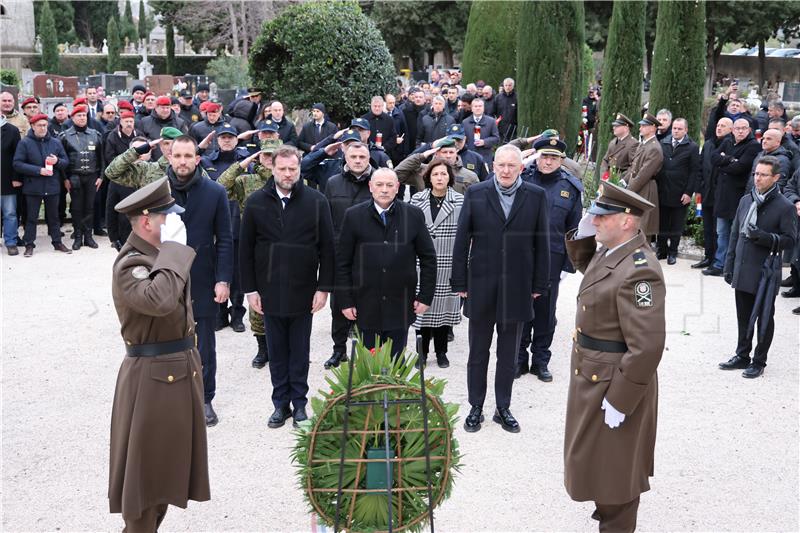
[
  {"xmin": 401, "ymin": 87, "xmax": 428, "ymax": 153},
  {"xmin": 297, "ymin": 103, "xmax": 337, "ymax": 154},
  {"xmin": 240, "ymin": 146, "xmax": 335, "ymax": 428},
  {"xmin": 719, "ymin": 156, "xmax": 796, "ymax": 378},
  {"xmin": 106, "ymin": 135, "xmax": 233, "ymax": 426}
]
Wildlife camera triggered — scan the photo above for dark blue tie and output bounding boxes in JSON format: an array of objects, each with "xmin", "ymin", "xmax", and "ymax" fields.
[
  {"xmin": 380, "ymin": 210, "xmax": 387, "ymax": 226},
  {"xmin": 281, "ymin": 197, "xmax": 289, "ymax": 209}
]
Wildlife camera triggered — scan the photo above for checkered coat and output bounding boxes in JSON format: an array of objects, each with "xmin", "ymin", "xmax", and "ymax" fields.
[{"xmin": 410, "ymin": 187, "xmax": 464, "ymax": 328}]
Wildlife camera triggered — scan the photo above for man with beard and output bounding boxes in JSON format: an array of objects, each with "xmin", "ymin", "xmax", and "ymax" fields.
[
  {"xmin": 106, "ymin": 136, "xmax": 233, "ymax": 427},
  {"xmin": 141, "ymin": 96, "xmax": 188, "ymax": 159},
  {"xmin": 1, "ymin": 91, "xmax": 30, "ymax": 137}
]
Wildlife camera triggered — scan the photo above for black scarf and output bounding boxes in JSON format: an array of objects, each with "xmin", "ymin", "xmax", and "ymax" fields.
[{"xmin": 168, "ymin": 166, "xmax": 202, "ymax": 205}]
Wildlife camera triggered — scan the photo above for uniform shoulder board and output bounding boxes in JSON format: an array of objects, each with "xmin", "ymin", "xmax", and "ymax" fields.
[{"xmin": 632, "ymin": 250, "xmax": 648, "ymax": 268}]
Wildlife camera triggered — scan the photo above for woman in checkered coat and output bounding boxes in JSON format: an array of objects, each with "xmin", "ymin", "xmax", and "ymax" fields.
[{"xmin": 410, "ymin": 159, "xmax": 464, "ymax": 368}]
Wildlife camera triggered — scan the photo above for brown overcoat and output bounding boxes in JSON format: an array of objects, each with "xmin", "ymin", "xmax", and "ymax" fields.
[
  {"xmin": 600, "ymin": 134, "xmax": 639, "ymax": 177},
  {"xmin": 109, "ymin": 232, "xmax": 210, "ymax": 520},
  {"xmin": 563, "ymin": 230, "xmax": 665, "ymax": 505},
  {"xmin": 623, "ymin": 137, "xmax": 663, "ymax": 236}
]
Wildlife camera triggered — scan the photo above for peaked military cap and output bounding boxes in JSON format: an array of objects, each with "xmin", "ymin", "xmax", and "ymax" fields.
[
  {"xmin": 258, "ymin": 120, "xmax": 279, "ymax": 133},
  {"xmin": 215, "ymin": 123, "xmax": 238, "ymax": 136},
  {"xmin": 533, "ymin": 136, "xmax": 567, "ymax": 157},
  {"xmin": 115, "ymin": 177, "xmax": 184, "ymax": 216},
  {"xmin": 612, "ymin": 113, "xmax": 635, "ymax": 128},
  {"xmin": 588, "ymin": 181, "xmax": 655, "ymax": 217},
  {"xmin": 350, "ymin": 118, "xmax": 370, "ymax": 131},
  {"xmin": 639, "ymin": 113, "xmax": 659, "ymax": 127},
  {"xmin": 341, "ymin": 129, "xmax": 362, "ymax": 143},
  {"xmin": 448, "ymin": 124, "xmax": 466, "ymax": 139}
]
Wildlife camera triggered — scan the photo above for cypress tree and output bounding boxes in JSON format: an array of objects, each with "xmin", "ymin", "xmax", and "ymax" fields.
[
  {"xmin": 649, "ymin": 0, "xmax": 706, "ymax": 142},
  {"xmin": 165, "ymin": 22, "xmax": 175, "ymax": 74},
  {"xmin": 107, "ymin": 17, "xmax": 122, "ymax": 72},
  {"xmin": 461, "ymin": 1, "xmax": 521, "ymax": 88},
  {"xmin": 138, "ymin": 0, "xmax": 148, "ymax": 41},
  {"xmin": 39, "ymin": 0, "xmax": 60, "ymax": 73},
  {"xmin": 121, "ymin": 0, "xmax": 139, "ymax": 45},
  {"xmin": 595, "ymin": 1, "xmax": 646, "ymax": 184},
  {"xmin": 516, "ymin": 1, "xmax": 585, "ymax": 152}
]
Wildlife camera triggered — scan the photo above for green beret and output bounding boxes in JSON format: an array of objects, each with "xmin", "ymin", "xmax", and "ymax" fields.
[
  {"xmin": 160, "ymin": 126, "xmax": 183, "ymax": 140},
  {"xmin": 433, "ymin": 136, "xmax": 456, "ymax": 148}
]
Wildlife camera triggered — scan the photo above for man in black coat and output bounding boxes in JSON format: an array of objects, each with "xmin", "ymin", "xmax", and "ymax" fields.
[
  {"xmin": 720, "ymin": 156, "xmax": 797, "ymax": 378},
  {"xmin": 297, "ymin": 103, "xmax": 337, "ymax": 154},
  {"xmin": 104, "ymin": 111, "xmax": 141, "ymax": 250},
  {"xmin": 401, "ymin": 88, "xmax": 428, "ymax": 153},
  {"xmin": 703, "ymin": 118, "xmax": 761, "ymax": 276},
  {"xmin": 240, "ymin": 146, "xmax": 335, "ymax": 428},
  {"xmin": 495, "ymin": 78, "xmax": 517, "ymax": 142},
  {"xmin": 263, "ymin": 101, "xmax": 299, "ymax": 147},
  {"xmin": 417, "ymin": 96, "xmax": 455, "ymax": 146},
  {"xmin": 692, "ymin": 117, "xmax": 732, "ymax": 269},
  {"xmin": 462, "ymin": 98, "xmax": 500, "ymax": 165},
  {"xmin": 655, "ymin": 118, "xmax": 700, "ymax": 264},
  {"xmin": 140, "ymin": 96, "xmax": 188, "ymax": 159},
  {"xmin": 362, "ymin": 96, "xmax": 397, "ymax": 156},
  {"xmin": 451, "ymin": 144, "xmax": 550, "ymax": 434},
  {"xmin": 178, "ymin": 90, "xmax": 201, "ymax": 125},
  {"xmin": 1, "ymin": 116, "xmax": 21, "ymax": 255},
  {"xmin": 336, "ymin": 168, "xmax": 437, "ymax": 359}
]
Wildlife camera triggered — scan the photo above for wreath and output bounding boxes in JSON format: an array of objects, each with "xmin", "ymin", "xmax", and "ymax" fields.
[{"xmin": 292, "ymin": 338, "xmax": 462, "ymax": 532}]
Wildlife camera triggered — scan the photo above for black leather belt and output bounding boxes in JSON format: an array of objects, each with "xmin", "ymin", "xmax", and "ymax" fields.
[
  {"xmin": 577, "ymin": 331, "xmax": 628, "ymax": 353},
  {"xmin": 125, "ymin": 336, "xmax": 195, "ymax": 357}
]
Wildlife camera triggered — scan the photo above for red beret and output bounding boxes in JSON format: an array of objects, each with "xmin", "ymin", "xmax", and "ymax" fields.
[
  {"xmin": 155, "ymin": 96, "xmax": 172, "ymax": 106},
  {"xmin": 72, "ymin": 97, "xmax": 87, "ymax": 107},
  {"xmin": 143, "ymin": 91, "xmax": 155, "ymax": 99},
  {"xmin": 21, "ymin": 97, "xmax": 38, "ymax": 108},
  {"xmin": 118, "ymin": 100, "xmax": 134, "ymax": 112},
  {"xmin": 71, "ymin": 105, "xmax": 88, "ymax": 117},
  {"xmin": 28, "ymin": 113, "xmax": 49, "ymax": 124},
  {"xmin": 120, "ymin": 110, "xmax": 135, "ymax": 119},
  {"xmin": 198, "ymin": 101, "xmax": 211, "ymax": 112},
  {"xmin": 205, "ymin": 102, "xmax": 221, "ymax": 113}
]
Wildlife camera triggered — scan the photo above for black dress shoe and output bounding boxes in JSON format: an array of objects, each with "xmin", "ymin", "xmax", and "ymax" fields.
[
  {"xmin": 493, "ymin": 407, "xmax": 521, "ymax": 433},
  {"xmin": 667, "ymin": 255, "xmax": 677, "ymax": 265},
  {"xmin": 83, "ymin": 234, "xmax": 99, "ymax": 248},
  {"xmin": 53, "ymin": 242, "xmax": 72, "ymax": 254},
  {"xmin": 93, "ymin": 228, "xmax": 108, "ymax": 236},
  {"xmin": 215, "ymin": 314, "xmax": 230, "ymax": 331},
  {"xmin": 656, "ymin": 251, "xmax": 667, "ymax": 260},
  {"xmin": 292, "ymin": 406, "xmax": 308, "ymax": 428},
  {"xmin": 24, "ymin": 245, "xmax": 34, "ymax": 257},
  {"xmin": 781, "ymin": 287, "xmax": 800, "ymax": 298},
  {"xmin": 436, "ymin": 353, "xmax": 450, "ymax": 368},
  {"xmin": 780, "ymin": 275, "xmax": 795, "ymax": 287},
  {"xmin": 268, "ymin": 406, "xmax": 292, "ymax": 428},
  {"xmin": 252, "ymin": 335, "xmax": 268, "ymax": 368},
  {"xmin": 71, "ymin": 238, "xmax": 82, "ymax": 251},
  {"xmin": 515, "ymin": 359, "xmax": 529, "ymax": 379},
  {"xmin": 464, "ymin": 405, "xmax": 484, "ymax": 433},
  {"xmin": 414, "ymin": 355, "xmax": 427, "ymax": 369},
  {"xmin": 324, "ymin": 351, "xmax": 347, "ymax": 369},
  {"xmin": 204, "ymin": 402, "xmax": 218, "ymax": 427},
  {"xmin": 691, "ymin": 258, "xmax": 712, "ymax": 269},
  {"xmin": 742, "ymin": 364, "xmax": 764, "ymax": 378},
  {"xmin": 532, "ymin": 364, "xmax": 553, "ymax": 382},
  {"xmin": 702, "ymin": 266, "xmax": 723, "ymax": 276},
  {"xmin": 719, "ymin": 355, "xmax": 750, "ymax": 370},
  {"xmin": 230, "ymin": 317, "xmax": 246, "ymax": 332},
  {"xmin": 793, "ymin": 306, "xmax": 800, "ymax": 315}
]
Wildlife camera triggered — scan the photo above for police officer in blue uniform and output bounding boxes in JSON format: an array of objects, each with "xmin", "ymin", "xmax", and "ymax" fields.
[
  {"xmin": 200, "ymin": 123, "xmax": 247, "ymax": 332},
  {"xmin": 517, "ymin": 137, "xmax": 583, "ymax": 381},
  {"xmin": 412, "ymin": 124, "xmax": 489, "ymax": 182}
]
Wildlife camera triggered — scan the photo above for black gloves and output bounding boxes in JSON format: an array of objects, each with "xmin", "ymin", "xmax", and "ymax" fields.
[
  {"xmin": 746, "ymin": 223, "xmax": 772, "ymax": 246},
  {"xmin": 724, "ymin": 272, "xmax": 733, "ymax": 285},
  {"xmin": 134, "ymin": 142, "xmax": 152, "ymax": 155}
]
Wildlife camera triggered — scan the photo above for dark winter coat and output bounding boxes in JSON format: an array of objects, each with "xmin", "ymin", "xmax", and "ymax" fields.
[
  {"xmin": 698, "ymin": 134, "xmax": 727, "ymax": 206},
  {"xmin": 451, "ymin": 179, "xmax": 551, "ymax": 323},
  {"xmin": 656, "ymin": 135, "xmax": 700, "ymax": 208},
  {"xmin": 361, "ymin": 111, "xmax": 398, "ymax": 155},
  {"xmin": 13, "ymin": 129, "xmax": 69, "ymax": 196},
  {"xmin": 324, "ymin": 166, "xmax": 374, "ymax": 243},
  {"xmin": 140, "ymin": 111, "xmax": 188, "ymax": 160},
  {"xmin": 495, "ymin": 91, "xmax": 517, "ymax": 134},
  {"xmin": 103, "ymin": 126, "xmax": 141, "ymax": 175},
  {"xmin": 189, "ymin": 117, "xmax": 225, "ymax": 145},
  {"xmin": 1, "ymin": 121, "xmax": 21, "ymax": 195},
  {"xmin": 263, "ymin": 115, "xmax": 299, "ymax": 147},
  {"xmin": 746, "ymin": 145, "xmax": 793, "ymax": 194},
  {"xmin": 711, "ymin": 135, "xmax": 761, "ymax": 219},
  {"xmin": 401, "ymin": 100, "xmax": 428, "ymax": 152},
  {"xmin": 416, "ymin": 110, "xmax": 455, "ymax": 146},
  {"xmin": 179, "ymin": 103, "xmax": 201, "ymax": 125},
  {"xmin": 229, "ymin": 100, "xmax": 257, "ymax": 133},
  {"xmin": 297, "ymin": 119, "xmax": 338, "ymax": 153},
  {"xmin": 462, "ymin": 114, "xmax": 500, "ymax": 164},
  {"xmin": 240, "ymin": 179, "xmax": 335, "ymax": 317},
  {"xmin": 335, "ymin": 199, "xmax": 437, "ymax": 330}
]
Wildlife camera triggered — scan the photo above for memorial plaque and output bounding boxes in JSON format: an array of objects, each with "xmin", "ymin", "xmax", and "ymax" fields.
[
  {"xmin": 88, "ymin": 74, "xmax": 128, "ymax": 94},
  {"xmin": 782, "ymin": 82, "xmax": 800, "ymax": 103},
  {"xmin": 145, "ymin": 75, "xmax": 177, "ymax": 96},
  {"xmin": 33, "ymin": 75, "xmax": 79, "ymax": 98}
]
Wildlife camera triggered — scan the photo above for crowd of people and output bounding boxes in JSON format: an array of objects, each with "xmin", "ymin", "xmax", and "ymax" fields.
[{"xmin": 1, "ymin": 68, "xmax": 798, "ymax": 532}]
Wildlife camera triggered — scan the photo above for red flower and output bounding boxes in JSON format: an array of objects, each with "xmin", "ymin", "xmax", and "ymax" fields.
[{"xmin": 369, "ymin": 348, "xmax": 376, "ymax": 355}]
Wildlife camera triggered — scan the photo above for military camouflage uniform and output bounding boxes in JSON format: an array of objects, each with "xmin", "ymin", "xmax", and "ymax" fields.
[
  {"xmin": 217, "ymin": 161, "xmax": 273, "ymax": 335},
  {"xmin": 104, "ymin": 147, "xmax": 170, "ymax": 188}
]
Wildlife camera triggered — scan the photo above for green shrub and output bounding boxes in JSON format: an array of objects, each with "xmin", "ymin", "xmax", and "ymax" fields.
[
  {"xmin": 206, "ymin": 56, "xmax": 250, "ymax": 89},
  {"xmin": 249, "ymin": 0, "xmax": 395, "ymax": 123}
]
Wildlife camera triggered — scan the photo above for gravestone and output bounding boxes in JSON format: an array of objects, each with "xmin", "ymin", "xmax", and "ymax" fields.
[
  {"xmin": 145, "ymin": 75, "xmax": 176, "ymax": 96},
  {"xmin": 33, "ymin": 74, "xmax": 79, "ymax": 98}
]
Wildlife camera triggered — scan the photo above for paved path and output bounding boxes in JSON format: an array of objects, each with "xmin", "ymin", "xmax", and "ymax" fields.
[{"xmin": 2, "ymin": 229, "xmax": 798, "ymax": 531}]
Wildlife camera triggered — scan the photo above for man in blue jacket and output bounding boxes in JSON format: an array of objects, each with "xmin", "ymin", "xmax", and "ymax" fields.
[{"xmin": 13, "ymin": 113, "xmax": 72, "ymax": 256}]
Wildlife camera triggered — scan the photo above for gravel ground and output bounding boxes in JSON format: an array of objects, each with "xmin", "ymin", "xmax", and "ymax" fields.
[{"xmin": 2, "ymin": 227, "xmax": 798, "ymax": 532}]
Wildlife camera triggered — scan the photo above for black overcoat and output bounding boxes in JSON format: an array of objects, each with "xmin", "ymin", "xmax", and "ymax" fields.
[
  {"xmin": 711, "ymin": 135, "xmax": 761, "ymax": 219},
  {"xmin": 450, "ymin": 180, "xmax": 551, "ymax": 323},
  {"xmin": 656, "ymin": 135, "xmax": 700, "ymax": 208}
]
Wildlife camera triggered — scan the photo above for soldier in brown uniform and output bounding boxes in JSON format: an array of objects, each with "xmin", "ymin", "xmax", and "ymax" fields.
[
  {"xmin": 600, "ymin": 113, "xmax": 639, "ymax": 178},
  {"xmin": 622, "ymin": 114, "xmax": 664, "ymax": 239},
  {"xmin": 109, "ymin": 177, "xmax": 210, "ymax": 531},
  {"xmin": 564, "ymin": 182, "xmax": 666, "ymax": 533}
]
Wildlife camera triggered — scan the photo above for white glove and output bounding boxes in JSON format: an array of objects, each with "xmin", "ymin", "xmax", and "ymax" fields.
[
  {"xmin": 160, "ymin": 212, "xmax": 187, "ymax": 246},
  {"xmin": 601, "ymin": 397, "xmax": 626, "ymax": 429},
  {"xmin": 574, "ymin": 212, "xmax": 596, "ymax": 238},
  {"xmin": 560, "ymin": 271, "xmax": 568, "ymax": 281}
]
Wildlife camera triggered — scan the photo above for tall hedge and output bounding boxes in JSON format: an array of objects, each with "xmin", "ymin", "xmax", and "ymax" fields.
[
  {"xmin": 249, "ymin": 1, "xmax": 395, "ymax": 124},
  {"xmin": 40, "ymin": 0, "xmax": 60, "ymax": 73},
  {"xmin": 595, "ymin": 1, "xmax": 646, "ymax": 183},
  {"xmin": 165, "ymin": 22, "xmax": 175, "ymax": 74},
  {"xmin": 516, "ymin": 1, "xmax": 585, "ymax": 153},
  {"xmin": 649, "ymin": 0, "xmax": 706, "ymax": 141},
  {"xmin": 461, "ymin": 1, "xmax": 521, "ymax": 88},
  {"xmin": 107, "ymin": 18, "xmax": 122, "ymax": 73}
]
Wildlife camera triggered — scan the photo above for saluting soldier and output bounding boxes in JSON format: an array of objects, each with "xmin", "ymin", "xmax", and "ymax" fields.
[
  {"xmin": 622, "ymin": 113, "xmax": 664, "ymax": 240},
  {"xmin": 217, "ymin": 138, "xmax": 282, "ymax": 368},
  {"xmin": 600, "ymin": 113, "xmax": 638, "ymax": 179},
  {"xmin": 563, "ymin": 182, "xmax": 665, "ymax": 533},
  {"xmin": 108, "ymin": 177, "xmax": 210, "ymax": 531}
]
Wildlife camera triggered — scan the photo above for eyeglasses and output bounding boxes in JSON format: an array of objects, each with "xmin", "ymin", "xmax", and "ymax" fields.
[{"xmin": 753, "ymin": 172, "xmax": 774, "ymax": 178}]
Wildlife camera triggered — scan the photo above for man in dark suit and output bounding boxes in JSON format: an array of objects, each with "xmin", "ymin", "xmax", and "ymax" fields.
[
  {"xmin": 462, "ymin": 98, "xmax": 500, "ymax": 165},
  {"xmin": 240, "ymin": 145, "xmax": 335, "ymax": 428},
  {"xmin": 297, "ymin": 103, "xmax": 337, "ymax": 154},
  {"xmin": 720, "ymin": 156, "xmax": 797, "ymax": 378},
  {"xmin": 451, "ymin": 144, "xmax": 551, "ymax": 434},
  {"xmin": 336, "ymin": 168, "xmax": 437, "ymax": 359},
  {"xmin": 656, "ymin": 118, "xmax": 700, "ymax": 264}
]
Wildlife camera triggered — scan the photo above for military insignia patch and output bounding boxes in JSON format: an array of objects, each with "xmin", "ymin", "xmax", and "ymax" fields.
[
  {"xmin": 634, "ymin": 281, "xmax": 653, "ymax": 307},
  {"xmin": 466, "ymin": 163, "xmax": 475, "ymax": 170},
  {"xmin": 131, "ymin": 266, "xmax": 151, "ymax": 280},
  {"xmin": 632, "ymin": 250, "xmax": 648, "ymax": 268},
  {"xmin": 560, "ymin": 190, "xmax": 570, "ymax": 198},
  {"xmin": 550, "ymin": 139, "xmax": 557, "ymax": 146}
]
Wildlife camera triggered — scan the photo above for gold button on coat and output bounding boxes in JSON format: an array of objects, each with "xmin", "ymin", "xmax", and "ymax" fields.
[
  {"xmin": 167, "ymin": 375, "xmax": 174, "ymax": 383},
  {"xmin": 575, "ymin": 369, "xmax": 579, "ymax": 375},
  {"xmin": 591, "ymin": 374, "xmax": 598, "ymax": 382}
]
